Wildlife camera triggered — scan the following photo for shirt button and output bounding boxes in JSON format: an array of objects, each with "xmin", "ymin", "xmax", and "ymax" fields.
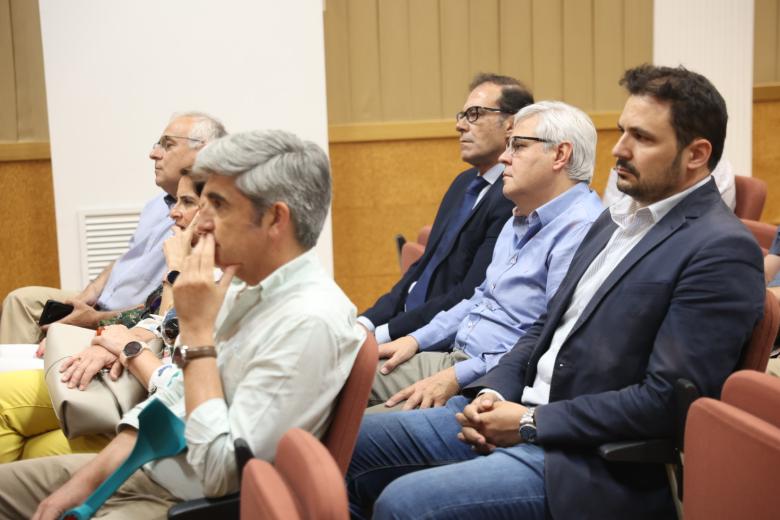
[
  {"xmin": 467, "ymin": 322, "xmax": 473, "ymax": 328},
  {"xmin": 492, "ymin": 283, "xmax": 496, "ymax": 290},
  {"xmin": 558, "ymin": 362, "xmax": 565, "ymax": 368}
]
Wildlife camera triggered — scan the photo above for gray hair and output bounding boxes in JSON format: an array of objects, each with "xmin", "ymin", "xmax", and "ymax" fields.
[
  {"xmin": 514, "ymin": 101, "xmax": 596, "ymax": 183},
  {"xmin": 192, "ymin": 130, "xmax": 331, "ymax": 249},
  {"xmin": 171, "ymin": 111, "xmax": 227, "ymax": 148}
]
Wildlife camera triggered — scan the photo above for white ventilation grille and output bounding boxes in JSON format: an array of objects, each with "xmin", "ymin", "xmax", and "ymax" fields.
[{"xmin": 77, "ymin": 208, "xmax": 142, "ymax": 285}]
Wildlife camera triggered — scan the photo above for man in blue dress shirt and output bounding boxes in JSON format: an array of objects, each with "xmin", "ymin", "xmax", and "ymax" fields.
[
  {"xmin": 369, "ymin": 101, "xmax": 603, "ymax": 412},
  {"xmin": 0, "ymin": 112, "xmax": 226, "ymax": 344}
]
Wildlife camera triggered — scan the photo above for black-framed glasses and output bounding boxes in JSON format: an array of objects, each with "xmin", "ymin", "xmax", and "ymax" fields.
[
  {"xmin": 505, "ymin": 135, "xmax": 554, "ymax": 156},
  {"xmin": 152, "ymin": 134, "xmax": 204, "ymax": 151},
  {"xmin": 455, "ymin": 106, "xmax": 510, "ymax": 123}
]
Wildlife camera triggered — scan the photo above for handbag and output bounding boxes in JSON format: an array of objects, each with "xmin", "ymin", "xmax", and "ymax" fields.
[{"xmin": 44, "ymin": 323, "xmax": 162, "ymax": 439}]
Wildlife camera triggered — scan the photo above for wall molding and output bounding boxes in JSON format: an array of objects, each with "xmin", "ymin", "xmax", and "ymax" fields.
[
  {"xmin": 754, "ymin": 83, "xmax": 780, "ymax": 102},
  {"xmin": 0, "ymin": 142, "xmax": 51, "ymax": 161}
]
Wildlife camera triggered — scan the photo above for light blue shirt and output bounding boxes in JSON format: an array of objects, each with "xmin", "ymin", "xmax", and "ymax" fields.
[
  {"xmin": 96, "ymin": 194, "xmax": 175, "ymax": 310},
  {"xmin": 410, "ymin": 182, "xmax": 604, "ymax": 387}
]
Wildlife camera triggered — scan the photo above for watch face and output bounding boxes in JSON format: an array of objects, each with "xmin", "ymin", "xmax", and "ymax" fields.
[
  {"xmin": 123, "ymin": 341, "xmax": 143, "ymax": 357},
  {"xmin": 519, "ymin": 424, "xmax": 537, "ymax": 443},
  {"xmin": 166, "ymin": 270, "xmax": 181, "ymax": 285}
]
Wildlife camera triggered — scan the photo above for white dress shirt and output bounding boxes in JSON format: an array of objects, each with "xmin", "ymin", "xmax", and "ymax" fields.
[
  {"xmin": 521, "ymin": 176, "xmax": 713, "ymax": 406},
  {"xmin": 119, "ymin": 250, "xmax": 365, "ymax": 499}
]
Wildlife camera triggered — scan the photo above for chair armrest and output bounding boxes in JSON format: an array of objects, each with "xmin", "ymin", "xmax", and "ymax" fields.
[
  {"xmin": 234, "ymin": 438, "xmax": 254, "ymax": 476},
  {"xmin": 598, "ymin": 438, "xmax": 676, "ymax": 464}
]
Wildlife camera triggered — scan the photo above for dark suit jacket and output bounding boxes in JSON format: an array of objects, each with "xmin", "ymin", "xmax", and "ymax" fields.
[
  {"xmin": 362, "ymin": 167, "xmax": 514, "ymax": 340},
  {"xmin": 466, "ymin": 179, "xmax": 765, "ymax": 519}
]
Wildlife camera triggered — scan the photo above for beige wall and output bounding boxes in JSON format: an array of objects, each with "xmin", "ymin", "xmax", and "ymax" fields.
[{"xmin": 324, "ymin": 0, "xmax": 653, "ymax": 124}]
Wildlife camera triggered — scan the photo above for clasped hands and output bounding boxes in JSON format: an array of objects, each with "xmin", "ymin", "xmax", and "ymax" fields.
[
  {"xmin": 455, "ymin": 393, "xmax": 528, "ymax": 453},
  {"xmin": 58, "ymin": 324, "xmax": 138, "ymax": 390}
]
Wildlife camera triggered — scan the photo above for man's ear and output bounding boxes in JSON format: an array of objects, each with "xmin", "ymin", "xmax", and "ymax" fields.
[
  {"xmin": 266, "ymin": 202, "xmax": 291, "ymax": 238},
  {"xmin": 685, "ymin": 138, "xmax": 712, "ymax": 172},
  {"xmin": 552, "ymin": 142, "xmax": 573, "ymax": 172},
  {"xmin": 504, "ymin": 114, "xmax": 514, "ymax": 135}
]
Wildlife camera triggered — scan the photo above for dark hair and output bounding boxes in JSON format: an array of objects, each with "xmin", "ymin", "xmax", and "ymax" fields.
[
  {"xmin": 469, "ymin": 72, "xmax": 534, "ymax": 114},
  {"xmin": 619, "ymin": 64, "xmax": 727, "ymax": 171},
  {"xmin": 180, "ymin": 168, "xmax": 206, "ymax": 196}
]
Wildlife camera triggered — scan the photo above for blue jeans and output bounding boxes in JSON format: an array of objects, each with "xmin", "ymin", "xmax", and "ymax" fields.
[{"xmin": 347, "ymin": 396, "xmax": 548, "ymax": 519}]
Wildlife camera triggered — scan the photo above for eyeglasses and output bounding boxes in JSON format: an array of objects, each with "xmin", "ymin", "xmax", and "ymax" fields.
[
  {"xmin": 455, "ymin": 106, "xmax": 510, "ymax": 123},
  {"xmin": 152, "ymin": 134, "xmax": 204, "ymax": 151},
  {"xmin": 505, "ymin": 135, "xmax": 554, "ymax": 156}
]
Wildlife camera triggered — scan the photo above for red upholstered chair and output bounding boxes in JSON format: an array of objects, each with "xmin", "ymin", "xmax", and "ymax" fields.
[
  {"xmin": 320, "ymin": 332, "xmax": 378, "ymax": 475},
  {"xmin": 683, "ymin": 371, "xmax": 780, "ymax": 520},
  {"xmin": 241, "ymin": 429, "xmax": 348, "ymax": 520},
  {"xmin": 734, "ymin": 175, "xmax": 767, "ymax": 220},
  {"xmin": 738, "ymin": 289, "xmax": 780, "ymax": 372},
  {"xmin": 398, "ymin": 225, "xmax": 433, "ymax": 274},
  {"xmin": 741, "ymin": 218, "xmax": 777, "ymax": 255}
]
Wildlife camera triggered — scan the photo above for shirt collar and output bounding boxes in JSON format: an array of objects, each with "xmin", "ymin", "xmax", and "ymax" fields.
[
  {"xmin": 479, "ymin": 163, "xmax": 505, "ymax": 185},
  {"xmin": 609, "ymin": 175, "xmax": 712, "ymax": 227},
  {"xmin": 163, "ymin": 194, "xmax": 176, "ymax": 209}
]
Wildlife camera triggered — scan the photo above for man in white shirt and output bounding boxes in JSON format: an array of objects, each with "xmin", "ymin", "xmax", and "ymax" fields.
[
  {"xmin": 0, "ymin": 129, "xmax": 365, "ymax": 518},
  {"xmin": 346, "ymin": 66, "xmax": 765, "ymax": 520}
]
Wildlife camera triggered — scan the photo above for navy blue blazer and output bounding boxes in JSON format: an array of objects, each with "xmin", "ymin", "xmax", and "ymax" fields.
[
  {"xmin": 466, "ymin": 179, "xmax": 765, "ymax": 519},
  {"xmin": 362, "ymin": 167, "xmax": 514, "ymax": 340}
]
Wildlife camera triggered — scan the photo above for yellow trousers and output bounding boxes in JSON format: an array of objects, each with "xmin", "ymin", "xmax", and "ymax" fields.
[{"xmin": 0, "ymin": 370, "xmax": 110, "ymax": 462}]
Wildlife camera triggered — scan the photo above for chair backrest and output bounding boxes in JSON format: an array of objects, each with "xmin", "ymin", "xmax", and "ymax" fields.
[
  {"xmin": 417, "ymin": 225, "xmax": 433, "ymax": 246},
  {"xmin": 400, "ymin": 242, "xmax": 425, "ymax": 274},
  {"xmin": 722, "ymin": 370, "xmax": 780, "ymax": 429},
  {"xmin": 740, "ymin": 218, "xmax": 777, "ymax": 254},
  {"xmin": 241, "ymin": 459, "xmax": 300, "ymax": 520},
  {"xmin": 683, "ymin": 397, "xmax": 780, "ymax": 520},
  {"xmin": 275, "ymin": 428, "xmax": 349, "ymax": 520},
  {"xmin": 738, "ymin": 290, "xmax": 780, "ymax": 372},
  {"xmin": 321, "ymin": 332, "xmax": 378, "ymax": 475},
  {"xmin": 734, "ymin": 175, "xmax": 767, "ymax": 220}
]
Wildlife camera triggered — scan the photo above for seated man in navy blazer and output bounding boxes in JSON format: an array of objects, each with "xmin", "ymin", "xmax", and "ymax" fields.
[
  {"xmin": 358, "ymin": 73, "xmax": 533, "ymax": 344},
  {"xmin": 347, "ymin": 65, "xmax": 766, "ymax": 519}
]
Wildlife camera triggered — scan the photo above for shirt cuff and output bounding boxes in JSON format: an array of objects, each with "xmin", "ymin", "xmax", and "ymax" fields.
[
  {"xmin": 374, "ymin": 324, "xmax": 391, "ymax": 344},
  {"xmin": 477, "ymin": 388, "xmax": 506, "ymax": 401},
  {"xmin": 356, "ymin": 316, "xmax": 375, "ymax": 332},
  {"xmin": 185, "ymin": 398, "xmax": 230, "ymax": 445},
  {"xmin": 133, "ymin": 315, "xmax": 163, "ymax": 338},
  {"xmin": 453, "ymin": 357, "xmax": 486, "ymax": 388}
]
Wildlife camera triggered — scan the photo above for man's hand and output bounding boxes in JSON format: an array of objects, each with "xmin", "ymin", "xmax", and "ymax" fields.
[
  {"xmin": 42, "ymin": 299, "xmax": 102, "ymax": 330},
  {"xmin": 32, "ymin": 480, "xmax": 90, "ymax": 520},
  {"xmin": 386, "ymin": 367, "xmax": 460, "ymax": 410},
  {"xmin": 59, "ymin": 345, "xmax": 118, "ymax": 390},
  {"xmin": 173, "ymin": 233, "xmax": 236, "ymax": 346},
  {"xmin": 456, "ymin": 395, "xmax": 526, "ymax": 453},
  {"xmin": 91, "ymin": 324, "xmax": 135, "ymax": 357},
  {"xmin": 377, "ymin": 336, "xmax": 419, "ymax": 375}
]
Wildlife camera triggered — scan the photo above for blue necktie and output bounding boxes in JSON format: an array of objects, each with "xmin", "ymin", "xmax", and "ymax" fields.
[{"xmin": 405, "ymin": 174, "xmax": 489, "ymax": 310}]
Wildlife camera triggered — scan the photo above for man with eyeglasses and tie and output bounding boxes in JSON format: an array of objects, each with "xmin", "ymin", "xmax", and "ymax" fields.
[
  {"xmin": 359, "ymin": 73, "xmax": 531, "ymax": 350},
  {"xmin": 367, "ymin": 101, "xmax": 603, "ymax": 413},
  {"xmin": 0, "ymin": 112, "xmax": 225, "ymax": 345}
]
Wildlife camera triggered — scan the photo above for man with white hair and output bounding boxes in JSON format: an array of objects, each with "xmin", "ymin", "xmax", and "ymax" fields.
[
  {"xmin": 0, "ymin": 129, "xmax": 365, "ymax": 519},
  {"xmin": 0, "ymin": 112, "xmax": 226, "ymax": 344},
  {"xmin": 369, "ymin": 101, "xmax": 603, "ymax": 412}
]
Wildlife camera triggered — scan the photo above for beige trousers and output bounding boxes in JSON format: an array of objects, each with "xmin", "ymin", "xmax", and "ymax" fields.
[
  {"xmin": 766, "ymin": 357, "xmax": 780, "ymax": 378},
  {"xmin": 367, "ymin": 350, "xmax": 469, "ymax": 414},
  {"xmin": 0, "ymin": 454, "xmax": 179, "ymax": 519},
  {"xmin": 0, "ymin": 286, "xmax": 77, "ymax": 344}
]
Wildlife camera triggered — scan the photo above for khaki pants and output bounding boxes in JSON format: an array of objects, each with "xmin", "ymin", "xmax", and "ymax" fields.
[
  {"xmin": 0, "ymin": 286, "xmax": 78, "ymax": 344},
  {"xmin": 766, "ymin": 357, "xmax": 780, "ymax": 378},
  {"xmin": 0, "ymin": 454, "xmax": 180, "ymax": 519},
  {"xmin": 367, "ymin": 350, "xmax": 469, "ymax": 414}
]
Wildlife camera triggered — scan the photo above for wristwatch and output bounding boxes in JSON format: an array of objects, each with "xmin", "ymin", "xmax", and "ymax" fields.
[
  {"xmin": 173, "ymin": 344, "xmax": 217, "ymax": 369},
  {"xmin": 164, "ymin": 269, "xmax": 181, "ymax": 286},
  {"xmin": 121, "ymin": 341, "xmax": 149, "ymax": 367},
  {"xmin": 519, "ymin": 407, "xmax": 537, "ymax": 443}
]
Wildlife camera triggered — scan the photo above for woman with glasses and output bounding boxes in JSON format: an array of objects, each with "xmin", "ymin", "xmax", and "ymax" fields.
[{"xmin": 0, "ymin": 174, "xmax": 207, "ymax": 462}]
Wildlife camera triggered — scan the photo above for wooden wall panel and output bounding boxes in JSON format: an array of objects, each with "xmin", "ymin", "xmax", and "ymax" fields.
[
  {"xmin": 323, "ymin": 0, "xmax": 352, "ymax": 124},
  {"xmin": 0, "ymin": 160, "xmax": 59, "ymax": 302},
  {"xmin": 440, "ymin": 0, "xmax": 471, "ymax": 115},
  {"xmin": 0, "ymin": 0, "xmax": 18, "ymax": 141},
  {"xmin": 378, "ymin": 0, "xmax": 411, "ymax": 121},
  {"xmin": 468, "ymin": 0, "xmax": 500, "ymax": 74},
  {"xmin": 531, "ymin": 0, "xmax": 564, "ymax": 100},
  {"xmin": 10, "ymin": 0, "xmax": 48, "ymax": 140},
  {"xmin": 753, "ymin": 98, "xmax": 780, "ymax": 224},
  {"xmin": 347, "ymin": 0, "xmax": 383, "ymax": 122},
  {"xmin": 563, "ymin": 0, "xmax": 595, "ymax": 109},
  {"xmin": 409, "ymin": 0, "xmax": 443, "ymax": 118},
  {"xmin": 498, "ymin": 0, "xmax": 533, "ymax": 88},
  {"xmin": 624, "ymin": 0, "xmax": 653, "ymax": 68},
  {"xmin": 594, "ymin": 0, "xmax": 625, "ymax": 110}
]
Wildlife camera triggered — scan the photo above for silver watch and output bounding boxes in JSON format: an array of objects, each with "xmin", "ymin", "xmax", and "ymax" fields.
[{"xmin": 519, "ymin": 407, "xmax": 537, "ymax": 443}]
